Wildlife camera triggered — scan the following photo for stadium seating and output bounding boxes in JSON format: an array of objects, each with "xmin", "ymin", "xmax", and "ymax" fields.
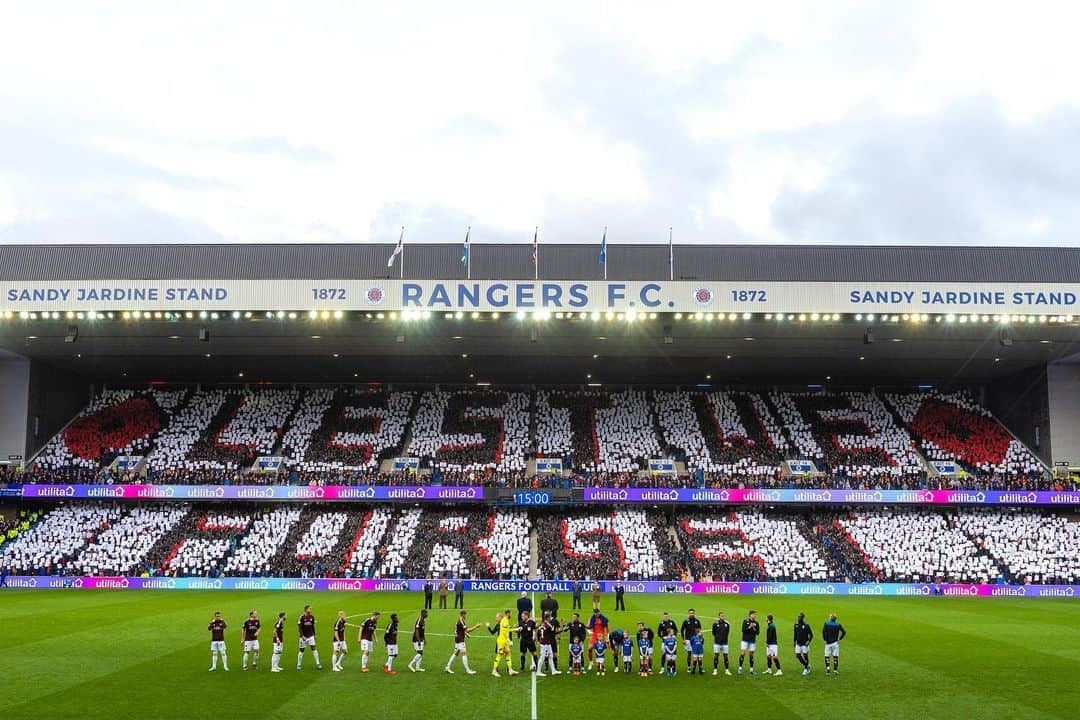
[
  {"xmin": 5, "ymin": 502, "xmax": 1080, "ymax": 583},
  {"xmin": 25, "ymin": 384, "xmax": 1052, "ymax": 488},
  {"xmin": 887, "ymin": 390, "xmax": 1045, "ymax": 478},
  {"xmin": 836, "ymin": 508, "xmax": 1003, "ymax": 583},
  {"xmin": 675, "ymin": 510, "xmax": 831, "ymax": 581}
]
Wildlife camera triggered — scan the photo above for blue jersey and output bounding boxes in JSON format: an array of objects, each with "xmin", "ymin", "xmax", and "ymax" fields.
[
  {"xmin": 593, "ymin": 640, "xmax": 607, "ymax": 659},
  {"xmin": 570, "ymin": 642, "xmax": 583, "ymax": 661},
  {"xmin": 622, "ymin": 637, "xmax": 633, "ymax": 657},
  {"xmin": 661, "ymin": 636, "xmax": 678, "ymax": 655},
  {"xmin": 689, "ymin": 634, "xmax": 705, "ymax": 655}
]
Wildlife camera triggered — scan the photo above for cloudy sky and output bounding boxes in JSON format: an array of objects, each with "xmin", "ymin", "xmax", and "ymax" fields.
[{"xmin": 0, "ymin": 1, "xmax": 1078, "ymax": 247}]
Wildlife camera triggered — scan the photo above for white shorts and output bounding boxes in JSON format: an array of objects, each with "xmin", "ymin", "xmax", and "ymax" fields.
[
  {"xmin": 692, "ymin": 651, "xmax": 703, "ymax": 659},
  {"xmin": 639, "ymin": 646, "xmax": 653, "ymax": 657},
  {"xmin": 413, "ymin": 641, "xmax": 425, "ymax": 652},
  {"xmin": 360, "ymin": 639, "xmax": 373, "ymax": 653},
  {"xmin": 273, "ymin": 641, "xmax": 283, "ymax": 653},
  {"xmin": 210, "ymin": 641, "xmax": 226, "ymax": 653},
  {"xmin": 333, "ymin": 641, "xmax": 348, "ymax": 652},
  {"xmin": 713, "ymin": 644, "xmax": 729, "ymax": 654},
  {"xmin": 824, "ymin": 642, "xmax": 839, "ymax": 657},
  {"xmin": 298, "ymin": 636, "xmax": 316, "ymax": 649},
  {"xmin": 663, "ymin": 652, "xmax": 677, "ymax": 662},
  {"xmin": 766, "ymin": 644, "xmax": 778, "ymax": 657},
  {"xmin": 740, "ymin": 641, "xmax": 755, "ymax": 652},
  {"xmin": 454, "ymin": 642, "xmax": 467, "ymax": 652},
  {"xmin": 795, "ymin": 645, "xmax": 809, "ymax": 654},
  {"xmin": 539, "ymin": 645, "xmax": 553, "ymax": 659},
  {"xmin": 386, "ymin": 644, "xmax": 398, "ymax": 657},
  {"xmin": 244, "ymin": 640, "xmax": 259, "ymax": 652},
  {"xmin": 683, "ymin": 639, "xmax": 692, "ymax": 652}
]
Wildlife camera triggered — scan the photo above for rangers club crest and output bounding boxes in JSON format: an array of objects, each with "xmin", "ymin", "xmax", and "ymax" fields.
[
  {"xmin": 365, "ymin": 286, "xmax": 385, "ymax": 305},
  {"xmin": 692, "ymin": 287, "xmax": 714, "ymax": 306}
]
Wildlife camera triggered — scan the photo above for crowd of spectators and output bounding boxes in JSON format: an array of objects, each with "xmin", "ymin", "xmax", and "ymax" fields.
[
  {"xmin": 408, "ymin": 391, "xmax": 529, "ymax": 473},
  {"xmin": 837, "ymin": 508, "xmax": 1003, "ymax": 583},
  {"xmin": 952, "ymin": 509, "xmax": 1080, "ymax": 584},
  {"xmin": 675, "ymin": 511, "xmax": 831, "ymax": 582},
  {"xmin": 535, "ymin": 509, "xmax": 676, "ymax": 580}
]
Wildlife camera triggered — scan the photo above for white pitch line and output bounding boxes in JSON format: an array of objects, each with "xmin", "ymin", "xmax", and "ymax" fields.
[{"xmin": 530, "ymin": 592, "xmax": 538, "ymax": 720}]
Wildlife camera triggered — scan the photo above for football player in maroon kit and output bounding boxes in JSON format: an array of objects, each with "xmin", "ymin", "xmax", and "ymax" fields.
[
  {"xmin": 207, "ymin": 611, "xmax": 229, "ymax": 672},
  {"xmin": 331, "ymin": 610, "xmax": 349, "ymax": 672},
  {"xmin": 296, "ymin": 605, "xmax": 322, "ymax": 671},
  {"xmin": 271, "ymin": 612, "xmax": 286, "ymax": 672},
  {"xmin": 358, "ymin": 611, "xmax": 381, "ymax": 673},
  {"xmin": 444, "ymin": 610, "xmax": 482, "ymax": 675},
  {"xmin": 408, "ymin": 609, "xmax": 429, "ymax": 672},
  {"xmin": 241, "ymin": 610, "xmax": 261, "ymax": 671}
]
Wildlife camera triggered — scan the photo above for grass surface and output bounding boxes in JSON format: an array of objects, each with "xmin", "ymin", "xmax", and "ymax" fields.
[{"xmin": 0, "ymin": 590, "xmax": 1078, "ymax": 719}]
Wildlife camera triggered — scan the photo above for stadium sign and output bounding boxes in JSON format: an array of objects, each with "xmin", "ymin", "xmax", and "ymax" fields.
[
  {"xmin": 16, "ymin": 483, "xmax": 485, "ymax": 502},
  {"xmin": 3, "ymin": 279, "xmax": 1080, "ymax": 314},
  {"xmin": 581, "ymin": 487, "xmax": 1080, "ymax": 506},
  {"xmin": 4, "ymin": 576, "xmax": 1076, "ymax": 598}
]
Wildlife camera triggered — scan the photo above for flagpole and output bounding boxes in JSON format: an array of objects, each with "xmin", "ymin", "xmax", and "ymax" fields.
[
  {"xmin": 668, "ymin": 226, "xmax": 673, "ymax": 281},
  {"xmin": 603, "ymin": 226, "xmax": 608, "ymax": 281},
  {"xmin": 400, "ymin": 225, "xmax": 405, "ymax": 280},
  {"xmin": 534, "ymin": 226, "xmax": 539, "ymax": 280}
]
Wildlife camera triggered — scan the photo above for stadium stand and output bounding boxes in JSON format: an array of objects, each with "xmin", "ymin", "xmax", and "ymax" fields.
[
  {"xmin": 4, "ymin": 502, "xmax": 1080, "ymax": 583},
  {"xmin": 19, "ymin": 384, "xmax": 1056, "ymax": 488}
]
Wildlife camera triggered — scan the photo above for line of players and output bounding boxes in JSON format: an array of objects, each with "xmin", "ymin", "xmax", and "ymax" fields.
[{"xmin": 207, "ymin": 605, "xmax": 848, "ymax": 677}]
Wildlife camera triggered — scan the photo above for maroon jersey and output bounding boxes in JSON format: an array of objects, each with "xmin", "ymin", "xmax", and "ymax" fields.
[
  {"xmin": 334, "ymin": 618, "xmax": 346, "ymax": 641},
  {"xmin": 208, "ymin": 618, "xmax": 227, "ymax": 642},
  {"xmin": 243, "ymin": 618, "xmax": 260, "ymax": 641},
  {"xmin": 383, "ymin": 618, "xmax": 398, "ymax": 645},
  {"xmin": 539, "ymin": 620, "xmax": 554, "ymax": 646},
  {"xmin": 360, "ymin": 618, "xmax": 377, "ymax": 642},
  {"xmin": 298, "ymin": 614, "xmax": 316, "ymax": 639},
  {"xmin": 412, "ymin": 617, "xmax": 426, "ymax": 643},
  {"xmin": 455, "ymin": 619, "xmax": 467, "ymax": 643},
  {"xmin": 274, "ymin": 618, "xmax": 284, "ymax": 643}
]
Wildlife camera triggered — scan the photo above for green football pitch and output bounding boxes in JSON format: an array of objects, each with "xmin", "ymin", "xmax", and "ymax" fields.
[{"xmin": 2, "ymin": 590, "xmax": 1079, "ymax": 719}]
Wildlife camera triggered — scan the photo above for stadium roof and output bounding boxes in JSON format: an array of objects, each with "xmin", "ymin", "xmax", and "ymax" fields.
[{"xmin": 3, "ymin": 243, "xmax": 1080, "ymax": 283}]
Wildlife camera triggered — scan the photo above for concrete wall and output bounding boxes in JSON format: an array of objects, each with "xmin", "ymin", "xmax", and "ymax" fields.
[
  {"xmin": 985, "ymin": 366, "xmax": 1051, "ymax": 464},
  {"xmin": 0, "ymin": 356, "xmax": 30, "ymax": 461},
  {"xmin": 25, "ymin": 361, "xmax": 93, "ymax": 459},
  {"xmin": 1047, "ymin": 363, "xmax": 1080, "ymax": 466}
]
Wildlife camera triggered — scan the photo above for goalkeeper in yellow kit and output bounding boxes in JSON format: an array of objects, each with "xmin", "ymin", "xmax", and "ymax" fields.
[{"xmin": 486, "ymin": 610, "xmax": 521, "ymax": 677}]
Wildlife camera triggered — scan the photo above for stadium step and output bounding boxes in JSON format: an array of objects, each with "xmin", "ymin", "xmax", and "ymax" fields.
[{"xmin": 529, "ymin": 526, "xmax": 539, "ymax": 579}]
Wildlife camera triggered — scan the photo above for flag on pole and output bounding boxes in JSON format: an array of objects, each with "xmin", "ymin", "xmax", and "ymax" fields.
[
  {"xmin": 532, "ymin": 226, "xmax": 539, "ymax": 279},
  {"xmin": 461, "ymin": 226, "xmax": 470, "ymax": 266},
  {"xmin": 668, "ymin": 226, "xmax": 674, "ymax": 281},
  {"xmin": 599, "ymin": 226, "xmax": 607, "ymax": 280},
  {"xmin": 387, "ymin": 226, "xmax": 404, "ymax": 268}
]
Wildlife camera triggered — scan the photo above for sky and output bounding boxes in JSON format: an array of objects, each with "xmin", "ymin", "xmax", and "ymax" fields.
[{"xmin": 0, "ymin": 1, "xmax": 1078, "ymax": 247}]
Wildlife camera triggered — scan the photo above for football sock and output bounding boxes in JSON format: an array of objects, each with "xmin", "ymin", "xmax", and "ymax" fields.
[{"xmin": 297, "ymin": 652, "xmax": 304, "ymax": 667}]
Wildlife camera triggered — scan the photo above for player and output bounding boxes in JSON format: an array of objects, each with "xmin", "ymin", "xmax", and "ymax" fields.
[
  {"xmin": 680, "ymin": 608, "xmax": 702, "ymax": 672},
  {"xmin": 822, "ymin": 613, "xmax": 846, "ymax": 674},
  {"xmin": 689, "ymin": 628, "xmax": 705, "ymax": 674},
  {"xmin": 408, "ymin": 609, "xmax": 429, "ymax": 672},
  {"xmin": 712, "ymin": 610, "xmax": 732, "ymax": 676},
  {"xmin": 569, "ymin": 638, "xmax": 585, "ymax": 675},
  {"xmin": 358, "ymin": 610, "xmax": 380, "ymax": 673},
  {"xmin": 296, "ymin": 605, "xmax": 322, "ymax": 670},
  {"xmin": 621, "ymin": 631, "xmax": 633, "ymax": 673},
  {"xmin": 609, "ymin": 627, "xmax": 624, "ymax": 673},
  {"xmin": 586, "ymin": 608, "xmax": 609, "ymax": 671},
  {"xmin": 593, "ymin": 636, "xmax": 608, "ymax": 676},
  {"xmin": 793, "ymin": 612, "xmax": 814, "ymax": 675},
  {"xmin": 445, "ymin": 610, "xmax": 481, "ymax": 675},
  {"xmin": 518, "ymin": 611, "xmax": 539, "ymax": 672},
  {"xmin": 331, "ymin": 610, "xmax": 348, "ymax": 672},
  {"xmin": 270, "ymin": 612, "xmax": 286, "ymax": 672},
  {"xmin": 536, "ymin": 611, "xmax": 563, "ymax": 676},
  {"xmin": 207, "ymin": 611, "xmax": 229, "ymax": 672},
  {"xmin": 636, "ymin": 621, "xmax": 655, "ymax": 676},
  {"xmin": 764, "ymin": 614, "xmax": 782, "ymax": 676},
  {"xmin": 242, "ymin": 610, "xmax": 261, "ymax": 671},
  {"xmin": 488, "ymin": 609, "xmax": 520, "ymax": 677},
  {"xmin": 657, "ymin": 612, "xmax": 677, "ymax": 646},
  {"xmin": 383, "ymin": 613, "xmax": 400, "ymax": 674},
  {"xmin": 661, "ymin": 628, "xmax": 678, "ymax": 676},
  {"xmin": 738, "ymin": 610, "xmax": 759, "ymax": 676}
]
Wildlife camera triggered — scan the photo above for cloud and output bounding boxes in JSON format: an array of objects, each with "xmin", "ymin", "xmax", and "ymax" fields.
[{"xmin": 0, "ymin": 2, "xmax": 1079, "ymax": 246}]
